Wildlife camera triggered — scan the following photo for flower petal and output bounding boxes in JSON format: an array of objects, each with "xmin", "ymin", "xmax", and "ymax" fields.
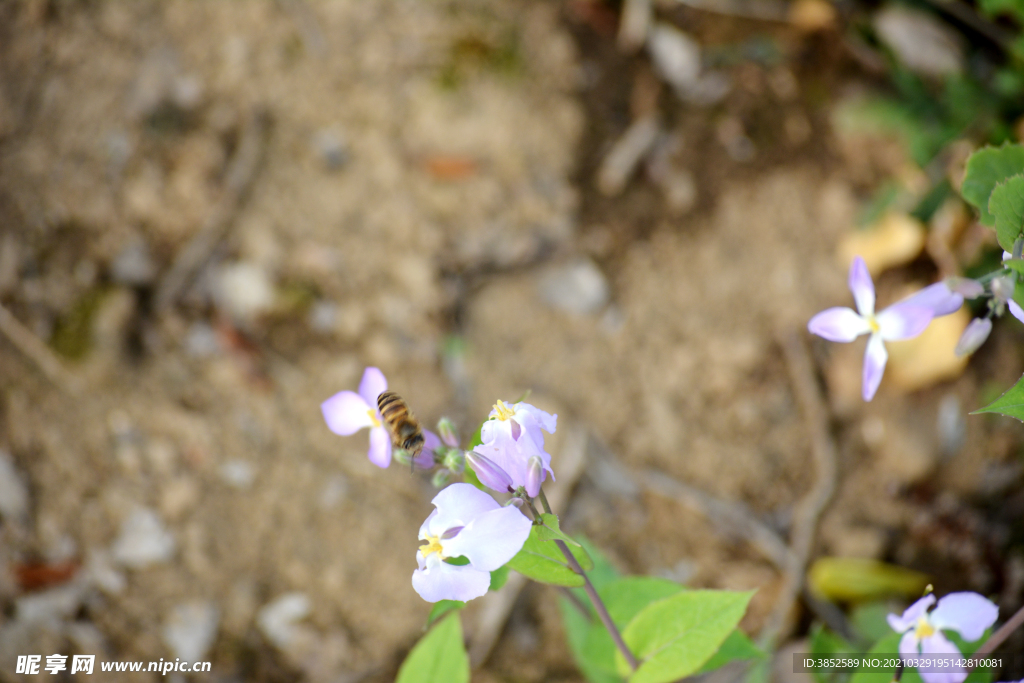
[
  {"xmin": 442, "ymin": 506, "xmax": 532, "ymax": 571},
  {"xmin": 898, "ymin": 282, "xmax": 965, "ymax": 316},
  {"xmin": 1009, "ymin": 300, "xmax": 1024, "ymax": 324},
  {"xmin": 945, "ymin": 277, "xmax": 984, "ymax": 300},
  {"xmin": 321, "ymin": 391, "xmax": 373, "ymax": 436},
  {"xmin": 368, "ymin": 425, "xmax": 392, "ymax": 468},
  {"xmin": 412, "ymin": 554, "xmax": 491, "ymax": 602},
  {"xmin": 919, "ymin": 631, "xmax": 965, "ymax": 683},
  {"xmin": 954, "ymin": 318, "xmax": 992, "ymax": 357},
  {"xmin": 929, "ymin": 592, "xmax": 999, "ymax": 641},
  {"xmin": 862, "ymin": 334, "xmax": 888, "ymax": 401},
  {"xmin": 898, "ymin": 630, "xmax": 920, "ymax": 659},
  {"xmin": 849, "ymin": 256, "xmax": 875, "ymax": 317},
  {"xmin": 877, "ymin": 304, "xmax": 933, "ymax": 341},
  {"xmin": 515, "ymin": 403, "xmax": 557, "ymax": 434},
  {"xmin": 888, "ymin": 595, "xmax": 936, "ymax": 633},
  {"xmin": 808, "ymin": 308, "xmax": 871, "ymax": 342},
  {"xmin": 466, "ymin": 450, "xmax": 515, "ymax": 493},
  {"xmin": 428, "ymin": 483, "xmax": 501, "ymax": 536},
  {"xmin": 358, "ymin": 367, "xmax": 388, "ymax": 409}
]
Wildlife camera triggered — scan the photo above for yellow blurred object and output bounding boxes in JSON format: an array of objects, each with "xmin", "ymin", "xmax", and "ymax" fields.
[
  {"xmin": 886, "ymin": 307, "xmax": 970, "ymax": 391},
  {"xmin": 838, "ymin": 212, "xmax": 926, "ymax": 275},
  {"xmin": 788, "ymin": 0, "xmax": 836, "ymax": 31},
  {"xmin": 808, "ymin": 557, "xmax": 930, "ymax": 602}
]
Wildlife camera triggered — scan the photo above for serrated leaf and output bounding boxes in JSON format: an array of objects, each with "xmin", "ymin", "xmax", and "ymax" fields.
[
  {"xmin": 507, "ymin": 525, "xmax": 589, "ymax": 587},
  {"xmin": 396, "ymin": 613, "xmax": 469, "ymax": 683},
  {"xmin": 426, "ymin": 600, "xmax": 464, "ymax": 628},
  {"xmin": 990, "ymin": 175, "xmax": 1024, "ymax": 251},
  {"xmin": 698, "ymin": 630, "xmax": 765, "ymax": 674},
  {"xmin": 961, "ymin": 144, "xmax": 1024, "ymax": 225},
  {"xmin": 618, "ymin": 589, "xmax": 755, "ymax": 683},
  {"xmin": 489, "ymin": 565, "xmax": 510, "ymax": 592},
  {"xmin": 535, "ymin": 513, "xmax": 581, "ymax": 547},
  {"xmin": 582, "ymin": 578, "xmax": 686, "ymax": 674},
  {"xmin": 972, "ymin": 372, "xmax": 1024, "ymax": 421}
]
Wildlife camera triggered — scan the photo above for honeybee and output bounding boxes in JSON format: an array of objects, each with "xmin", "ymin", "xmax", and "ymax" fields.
[{"xmin": 377, "ymin": 391, "xmax": 425, "ymax": 470}]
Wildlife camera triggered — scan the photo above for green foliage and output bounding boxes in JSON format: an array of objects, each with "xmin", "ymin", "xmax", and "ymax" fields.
[
  {"xmin": 559, "ymin": 541, "xmax": 622, "ymax": 683},
  {"xmin": 849, "ymin": 602, "xmax": 896, "ymax": 643},
  {"xmin": 396, "ymin": 613, "xmax": 469, "ymax": 683},
  {"xmin": 849, "ymin": 630, "xmax": 992, "ymax": 683},
  {"xmin": 961, "ymin": 144, "xmax": 1024, "ymax": 226},
  {"xmin": 809, "ymin": 623, "xmax": 854, "ymax": 683},
  {"xmin": 506, "ymin": 522, "xmax": 593, "ymax": 587},
  {"xmin": 426, "ymin": 600, "xmax": 464, "ymax": 628},
  {"xmin": 972, "ymin": 372, "xmax": 1024, "ymax": 421},
  {"xmin": 990, "ymin": 174, "xmax": 1024, "ymax": 251},
  {"xmin": 697, "ymin": 629, "xmax": 765, "ymax": 674},
  {"xmin": 489, "ymin": 564, "xmax": 510, "ymax": 592},
  {"xmin": 808, "ymin": 558, "xmax": 929, "ymax": 602},
  {"xmin": 618, "ymin": 589, "xmax": 755, "ymax": 683},
  {"xmin": 535, "ymin": 513, "xmax": 581, "ymax": 546}
]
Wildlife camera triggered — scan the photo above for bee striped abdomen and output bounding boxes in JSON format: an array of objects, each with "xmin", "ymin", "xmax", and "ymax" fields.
[{"xmin": 377, "ymin": 391, "xmax": 425, "ymax": 455}]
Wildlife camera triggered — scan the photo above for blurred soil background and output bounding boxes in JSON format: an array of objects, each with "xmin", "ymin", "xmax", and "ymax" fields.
[{"xmin": 0, "ymin": 0, "xmax": 1022, "ymax": 682}]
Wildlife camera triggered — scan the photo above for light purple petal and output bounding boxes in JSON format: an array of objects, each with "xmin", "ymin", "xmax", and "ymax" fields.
[
  {"xmin": 525, "ymin": 456, "xmax": 544, "ymax": 498},
  {"xmin": 889, "ymin": 595, "xmax": 936, "ymax": 633},
  {"xmin": 1009, "ymin": 300, "xmax": 1024, "ymax": 324},
  {"xmin": 954, "ymin": 318, "xmax": 992, "ymax": 357},
  {"xmin": 419, "ymin": 509, "xmax": 439, "ymax": 540},
  {"xmin": 357, "ymin": 367, "xmax": 388, "ymax": 409},
  {"xmin": 877, "ymin": 304, "xmax": 933, "ymax": 341},
  {"xmin": 849, "ymin": 256, "xmax": 875, "ymax": 317},
  {"xmin": 466, "ymin": 450, "xmax": 514, "ymax": 493},
  {"xmin": 992, "ymin": 275, "xmax": 1016, "ymax": 304},
  {"xmin": 321, "ymin": 391, "xmax": 374, "ymax": 436},
  {"xmin": 515, "ymin": 403, "xmax": 557, "ymax": 434},
  {"xmin": 930, "ymin": 592, "xmax": 999, "ymax": 641},
  {"xmin": 412, "ymin": 554, "xmax": 491, "ymax": 602},
  {"xmin": 442, "ymin": 506, "xmax": 531, "ymax": 571},
  {"xmin": 919, "ymin": 631, "xmax": 965, "ymax": 683},
  {"xmin": 368, "ymin": 425, "xmax": 392, "ymax": 468},
  {"xmin": 428, "ymin": 483, "xmax": 501, "ymax": 535},
  {"xmin": 808, "ymin": 307, "xmax": 871, "ymax": 342},
  {"xmin": 898, "ymin": 630, "xmax": 920, "ymax": 658},
  {"xmin": 898, "ymin": 282, "xmax": 965, "ymax": 316},
  {"xmin": 862, "ymin": 334, "xmax": 888, "ymax": 401},
  {"xmin": 945, "ymin": 278, "xmax": 984, "ymax": 300}
]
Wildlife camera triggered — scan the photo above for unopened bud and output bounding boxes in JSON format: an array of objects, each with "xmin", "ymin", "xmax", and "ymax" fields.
[
  {"xmin": 992, "ymin": 274, "xmax": 1016, "ymax": 304},
  {"xmin": 525, "ymin": 456, "xmax": 543, "ymax": 498},
  {"xmin": 506, "ymin": 497, "xmax": 524, "ymax": 508},
  {"xmin": 465, "ymin": 450, "xmax": 514, "ymax": 493},
  {"xmin": 436, "ymin": 417, "xmax": 460, "ymax": 448},
  {"xmin": 945, "ymin": 277, "xmax": 984, "ymax": 299},
  {"xmin": 432, "ymin": 469, "xmax": 452, "ymax": 488},
  {"xmin": 442, "ymin": 448, "xmax": 465, "ymax": 475},
  {"xmin": 955, "ymin": 317, "xmax": 992, "ymax": 357}
]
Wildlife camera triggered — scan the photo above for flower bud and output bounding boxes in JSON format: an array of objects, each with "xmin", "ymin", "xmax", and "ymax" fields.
[
  {"xmin": 945, "ymin": 277, "xmax": 984, "ymax": 300},
  {"xmin": 442, "ymin": 448, "xmax": 465, "ymax": 475},
  {"xmin": 991, "ymin": 274, "xmax": 1016, "ymax": 304},
  {"xmin": 525, "ymin": 456, "xmax": 543, "ymax": 498},
  {"xmin": 465, "ymin": 450, "xmax": 514, "ymax": 493},
  {"xmin": 436, "ymin": 417, "xmax": 460, "ymax": 448},
  {"xmin": 506, "ymin": 497, "xmax": 524, "ymax": 508},
  {"xmin": 954, "ymin": 317, "xmax": 992, "ymax": 357},
  {"xmin": 432, "ymin": 469, "xmax": 452, "ymax": 488}
]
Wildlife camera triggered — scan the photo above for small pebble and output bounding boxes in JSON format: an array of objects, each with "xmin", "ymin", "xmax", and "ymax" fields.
[
  {"xmin": 873, "ymin": 6, "xmax": 963, "ymax": 79},
  {"xmin": 15, "ymin": 584, "xmax": 84, "ymax": 624},
  {"xmin": 111, "ymin": 238, "xmax": 157, "ymax": 286},
  {"xmin": 184, "ymin": 321, "xmax": 221, "ymax": 357},
  {"xmin": 219, "ymin": 460, "xmax": 256, "ymax": 490},
  {"xmin": 311, "ymin": 129, "xmax": 349, "ymax": 171},
  {"xmin": 0, "ymin": 450, "xmax": 29, "ymax": 521},
  {"xmin": 538, "ymin": 258, "xmax": 610, "ymax": 315},
  {"xmin": 213, "ymin": 262, "xmax": 275, "ymax": 323},
  {"xmin": 163, "ymin": 600, "xmax": 219, "ymax": 662},
  {"xmin": 111, "ymin": 507, "xmax": 176, "ymax": 568},
  {"xmin": 257, "ymin": 593, "xmax": 310, "ymax": 651}
]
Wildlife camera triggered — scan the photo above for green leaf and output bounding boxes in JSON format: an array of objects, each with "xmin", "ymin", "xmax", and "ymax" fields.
[
  {"xmin": 850, "ymin": 633, "xmax": 918, "ymax": 683},
  {"xmin": 582, "ymin": 578, "xmax": 686, "ymax": 674},
  {"xmin": 507, "ymin": 525, "xmax": 590, "ymax": 587},
  {"xmin": 396, "ymin": 613, "xmax": 469, "ymax": 683},
  {"xmin": 808, "ymin": 623, "xmax": 854, "ymax": 683},
  {"xmin": 1003, "ymin": 259, "xmax": 1024, "ymax": 275},
  {"xmin": 535, "ymin": 513, "xmax": 581, "ymax": 546},
  {"xmin": 808, "ymin": 558, "xmax": 929, "ymax": 602},
  {"xmin": 426, "ymin": 600, "xmax": 464, "ymax": 628},
  {"xmin": 972, "ymin": 372, "xmax": 1024, "ymax": 421},
  {"xmin": 489, "ymin": 565, "xmax": 510, "ymax": 592},
  {"xmin": 618, "ymin": 589, "xmax": 755, "ymax": 683},
  {"xmin": 559, "ymin": 597, "xmax": 624, "ymax": 683},
  {"xmin": 961, "ymin": 144, "xmax": 1024, "ymax": 226},
  {"xmin": 989, "ymin": 175, "xmax": 1024, "ymax": 251},
  {"xmin": 850, "ymin": 602, "xmax": 896, "ymax": 643},
  {"xmin": 698, "ymin": 630, "xmax": 765, "ymax": 674}
]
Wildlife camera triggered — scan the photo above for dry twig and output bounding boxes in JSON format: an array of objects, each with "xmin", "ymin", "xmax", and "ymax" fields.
[
  {"xmin": 154, "ymin": 109, "xmax": 269, "ymax": 313},
  {"xmin": 0, "ymin": 303, "xmax": 80, "ymax": 393},
  {"xmin": 758, "ymin": 330, "xmax": 838, "ymax": 649}
]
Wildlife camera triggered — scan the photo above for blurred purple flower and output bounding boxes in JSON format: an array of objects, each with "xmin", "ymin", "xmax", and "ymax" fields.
[
  {"xmin": 412, "ymin": 483, "xmax": 531, "ymax": 602},
  {"xmin": 808, "ymin": 257, "xmax": 935, "ymax": 401},
  {"xmin": 320, "ymin": 367, "xmax": 394, "ymax": 468},
  {"xmin": 887, "ymin": 592, "xmax": 998, "ymax": 683},
  {"xmin": 473, "ymin": 400, "xmax": 557, "ymax": 495}
]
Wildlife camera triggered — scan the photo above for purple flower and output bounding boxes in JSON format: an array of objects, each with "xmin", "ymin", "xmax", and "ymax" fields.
[
  {"xmin": 474, "ymin": 400, "xmax": 557, "ymax": 496},
  {"xmin": 808, "ymin": 257, "xmax": 935, "ymax": 401},
  {"xmin": 412, "ymin": 483, "xmax": 532, "ymax": 602},
  {"xmin": 887, "ymin": 592, "xmax": 998, "ymax": 683}
]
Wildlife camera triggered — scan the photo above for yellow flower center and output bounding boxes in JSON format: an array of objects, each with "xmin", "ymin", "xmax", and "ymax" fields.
[
  {"xmin": 868, "ymin": 315, "xmax": 880, "ymax": 334},
  {"xmin": 420, "ymin": 534, "xmax": 444, "ymax": 558},
  {"xmin": 914, "ymin": 617, "xmax": 935, "ymax": 639},
  {"xmin": 367, "ymin": 409, "xmax": 381, "ymax": 428},
  {"xmin": 493, "ymin": 400, "xmax": 516, "ymax": 421}
]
